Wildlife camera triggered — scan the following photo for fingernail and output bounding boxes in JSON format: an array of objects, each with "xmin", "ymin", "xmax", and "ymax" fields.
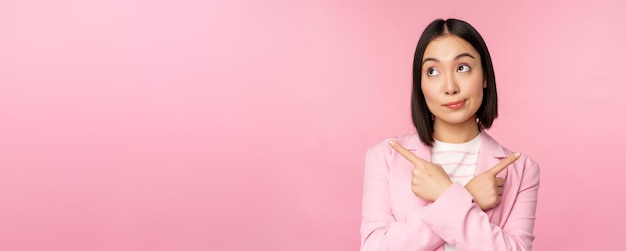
[
  {"xmin": 388, "ymin": 140, "xmax": 396, "ymax": 146},
  {"xmin": 514, "ymin": 152, "xmax": 521, "ymax": 158}
]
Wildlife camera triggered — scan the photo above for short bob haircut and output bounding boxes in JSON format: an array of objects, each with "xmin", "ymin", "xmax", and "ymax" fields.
[{"xmin": 411, "ymin": 18, "xmax": 498, "ymax": 147}]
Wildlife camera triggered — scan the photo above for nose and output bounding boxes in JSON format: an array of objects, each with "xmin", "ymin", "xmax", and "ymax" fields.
[{"xmin": 443, "ymin": 74, "xmax": 459, "ymax": 95}]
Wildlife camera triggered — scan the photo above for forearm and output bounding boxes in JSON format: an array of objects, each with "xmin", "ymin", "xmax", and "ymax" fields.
[
  {"xmin": 361, "ymin": 205, "xmax": 445, "ymax": 251},
  {"xmin": 361, "ymin": 145, "xmax": 445, "ymax": 251},
  {"xmin": 420, "ymin": 183, "xmax": 537, "ymax": 251}
]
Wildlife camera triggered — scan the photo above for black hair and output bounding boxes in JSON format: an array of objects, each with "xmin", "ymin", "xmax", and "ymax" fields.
[{"xmin": 411, "ymin": 18, "xmax": 498, "ymax": 146}]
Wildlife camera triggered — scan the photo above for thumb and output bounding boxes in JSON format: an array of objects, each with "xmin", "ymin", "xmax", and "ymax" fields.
[{"xmin": 488, "ymin": 152, "xmax": 521, "ymax": 176}]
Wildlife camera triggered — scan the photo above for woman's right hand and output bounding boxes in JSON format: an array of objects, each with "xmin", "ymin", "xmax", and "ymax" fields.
[{"xmin": 389, "ymin": 140, "xmax": 453, "ymax": 202}]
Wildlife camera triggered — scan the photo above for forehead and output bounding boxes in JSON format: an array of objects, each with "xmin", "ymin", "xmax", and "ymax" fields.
[{"xmin": 423, "ymin": 35, "xmax": 480, "ymax": 61}]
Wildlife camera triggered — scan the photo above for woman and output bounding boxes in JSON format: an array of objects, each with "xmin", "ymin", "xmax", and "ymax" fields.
[{"xmin": 360, "ymin": 18, "xmax": 540, "ymax": 251}]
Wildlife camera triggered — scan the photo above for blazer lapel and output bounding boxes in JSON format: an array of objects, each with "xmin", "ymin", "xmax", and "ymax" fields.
[
  {"xmin": 404, "ymin": 135, "xmax": 432, "ymax": 162},
  {"xmin": 405, "ymin": 132, "xmax": 507, "ymax": 176},
  {"xmin": 476, "ymin": 132, "xmax": 508, "ymax": 221},
  {"xmin": 475, "ymin": 132, "xmax": 507, "ymax": 176}
]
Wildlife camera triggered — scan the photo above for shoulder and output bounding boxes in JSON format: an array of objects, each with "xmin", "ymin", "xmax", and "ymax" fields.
[
  {"xmin": 364, "ymin": 133, "xmax": 422, "ymax": 175},
  {"xmin": 364, "ymin": 133, "xmax": 430, "ymax": 169},
  {"xmin": 500, "ymin": 144, "xmax": 539, "ymax": 172},
  {"xmin": 483, "ymin": 133, "xmax": 540, "ymax": 179},
  {"xmin": 366, "ymin": 133, "xmax": 422, "ymax": 155}
]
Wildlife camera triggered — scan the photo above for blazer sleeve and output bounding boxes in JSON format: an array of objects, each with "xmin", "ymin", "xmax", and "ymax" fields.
[
  {"xmin": 420, "ymin": 158, "xmax": 540, "ymax": 251},
  {"xmin": 360, "ymin": 146, "xmax": 445, "ymax": 251}
]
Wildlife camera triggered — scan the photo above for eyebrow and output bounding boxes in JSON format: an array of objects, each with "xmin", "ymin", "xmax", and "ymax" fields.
[{"xmin": 422, "ymin": 52, "xmax": 476, "ymax": 64}]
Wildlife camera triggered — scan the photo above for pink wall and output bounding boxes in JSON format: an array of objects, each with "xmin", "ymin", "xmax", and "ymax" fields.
[{"xmin": 1, "ymin": 0, "xmax": 624, "ymax": 250}]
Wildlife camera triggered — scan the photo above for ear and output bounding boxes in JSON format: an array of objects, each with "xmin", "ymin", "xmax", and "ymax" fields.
[{"xmin": 483, "ymin": 80, "xmax": 487, "ymax": 88}]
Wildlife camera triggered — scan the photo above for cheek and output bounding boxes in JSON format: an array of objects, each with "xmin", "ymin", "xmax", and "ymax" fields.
[
  {"xmin": 465, "ymin": 74, "xmax": 485, "ymax": 99},
  {"xmin": 468, "ymin": 83, "xmax": 484, "ymax": 109},
  {"xmin": 421, "ymin": 76, "xmax": 439, "ymax": 98},
  {"xmin": 475, "ymin": 92, "xmax": 484, "ymax": 106},
  {"xmin": 421, "ymin": 83, "xmax": 437, "ymax": 104},
  {"xmin": 421, "ymin": 84, "xmax": 442, "ymax": 113}
]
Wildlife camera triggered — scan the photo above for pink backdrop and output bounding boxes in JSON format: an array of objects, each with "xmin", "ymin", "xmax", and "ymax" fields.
[{"xmin": 1, "ymin": 0, "xmax": 625, "ymax": 250}]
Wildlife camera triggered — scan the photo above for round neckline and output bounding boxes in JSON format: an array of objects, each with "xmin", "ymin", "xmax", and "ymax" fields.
[{"xmin": 433, "ymin": 133, "xmax": 481, "ymax": 147}]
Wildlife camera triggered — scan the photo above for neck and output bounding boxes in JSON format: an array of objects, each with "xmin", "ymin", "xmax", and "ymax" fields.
[{"xmin": 432, "ymin": 117, "xmax": 480, "ymax": 143}]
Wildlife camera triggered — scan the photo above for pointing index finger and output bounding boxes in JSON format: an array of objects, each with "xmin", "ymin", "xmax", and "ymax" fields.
[
  {"xmin": 488, "ymin": 152, "xmax": 521, "ymax": 175},
  {"xmin": 388, "ymin": 140, "xmax": 427, "ymax": 165}
]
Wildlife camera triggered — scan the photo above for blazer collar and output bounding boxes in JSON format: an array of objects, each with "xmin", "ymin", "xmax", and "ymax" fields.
[
  {"xmin": 475, "ymin": 132, "xmax": 508, "ymax": 179},
  {"xmin": 406, "ymin": 131, "xmax": 507, "ymax": 177},
  {"xmin": 475, "ymin": 132, "xmax": 509, "ymax": 222}
]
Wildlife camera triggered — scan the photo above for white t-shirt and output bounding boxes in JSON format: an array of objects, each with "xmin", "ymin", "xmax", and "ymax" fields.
[{"xmin": 431, "ymin": 133, "xmax": 481, "ymax": 251}]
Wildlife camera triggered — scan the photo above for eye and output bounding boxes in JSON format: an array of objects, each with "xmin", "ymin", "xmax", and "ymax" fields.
[
  {"xmin": 457, "ymin": 65, "xmax": 470, "ymax": 73},
  {"xmin": 427, "ymin": 68, "xmax": 439, "ymax": 76}
]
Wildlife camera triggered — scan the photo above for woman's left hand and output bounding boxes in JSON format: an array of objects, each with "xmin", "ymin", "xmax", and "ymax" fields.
[
  {"xmin": 464, "ymin": 153, "xmax": 520, "ymax": 211},
  {"xmin": 389, "ymin": 140, "xmax": 452, "ymax": 202}
]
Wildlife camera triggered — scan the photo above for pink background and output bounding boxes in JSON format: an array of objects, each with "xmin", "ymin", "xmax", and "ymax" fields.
[{"xmin": 1, "ymin": 0, "xmax": 625, "ymax": 250}]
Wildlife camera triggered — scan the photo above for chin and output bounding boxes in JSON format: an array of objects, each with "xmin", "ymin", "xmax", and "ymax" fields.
[{"xmin": 434, "ymin": 113, "xmax": 477, "ymax": 126}]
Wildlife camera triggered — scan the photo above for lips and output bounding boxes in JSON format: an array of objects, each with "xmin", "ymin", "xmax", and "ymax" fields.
[{"xmin": 444, "ymin": 100, "xmax": 466, "ymax": 109}]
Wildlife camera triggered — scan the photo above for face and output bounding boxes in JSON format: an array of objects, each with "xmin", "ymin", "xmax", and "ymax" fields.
[{"xmin": 421, "ymin": 34, "xmax": 485, "ymax": 128}]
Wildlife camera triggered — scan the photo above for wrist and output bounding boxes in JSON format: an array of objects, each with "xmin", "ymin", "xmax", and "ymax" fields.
[{"xmin": 437, "ymin": 181, "xmax": 453, "ymax": 199}]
